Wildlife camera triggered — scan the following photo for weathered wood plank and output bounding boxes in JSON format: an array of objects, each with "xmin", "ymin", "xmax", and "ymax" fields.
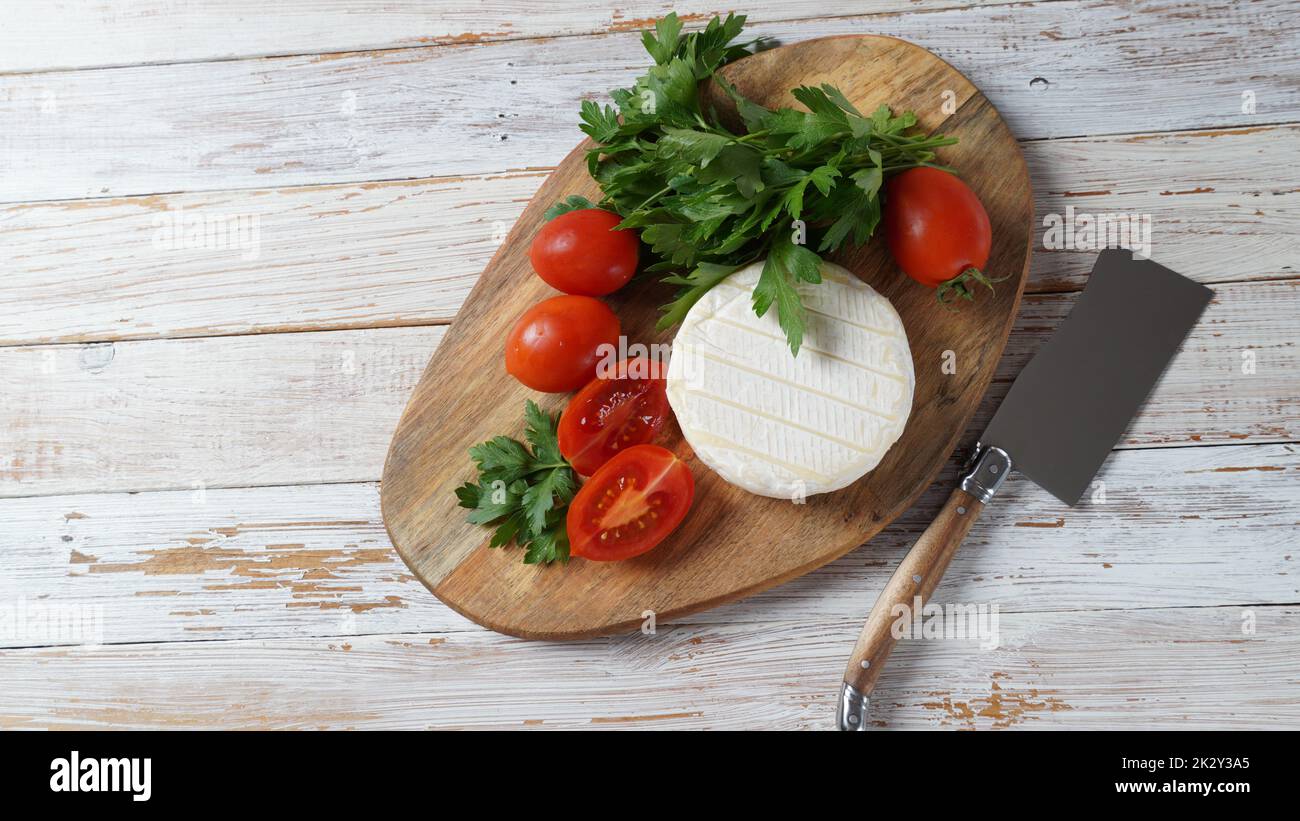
[
  {"xmin": 2, "ymin": 279, "xmax": 1292, "ymax": 498},
  {"xmin": 3, "ymin": 125, "xmax": 1294, "ymax": 346},
  {"xmin": 2, "ymin": 0, "xmax": 1296, "ymax": 201},
  {"xmin": 2, "ymin": 605, "xmax": 1295, "ymax": 729},
  {"xmin": 0, "ymin": 0, "xmax": 1003, "ymax": 74},
  {"xmin": 1027, "ymin": 125, "xmax": 1300, "ymax": 292},
  {"xmin": 1, "ymin": 443, "xmax": 1294, "ymax": 648},
  {"xmin": 0, "ymin": 326, "xmax": 443, "ymax": 497},
  {"xmin": 0, "ymin": 171, "xmax": 545, "ymax": 344}
]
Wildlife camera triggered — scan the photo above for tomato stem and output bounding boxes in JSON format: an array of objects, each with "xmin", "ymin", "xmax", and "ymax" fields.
[{"xmin": 936, "ymin": 267, "xmax": 1011, "ymax": 309}]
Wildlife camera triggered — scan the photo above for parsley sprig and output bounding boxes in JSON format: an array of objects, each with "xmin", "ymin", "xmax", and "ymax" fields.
[
  {"xmin": 455, "ymin": 401, "xmax": 576, "ymax": 564},
  {"xmin": 575, "ymin": 13, "xmax": 957, "ymax": 354}
]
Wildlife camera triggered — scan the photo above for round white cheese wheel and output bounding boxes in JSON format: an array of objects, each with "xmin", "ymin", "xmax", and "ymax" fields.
[{"xmin": 666, "ymin": 260, "xmax": 914, "ymax": 499}]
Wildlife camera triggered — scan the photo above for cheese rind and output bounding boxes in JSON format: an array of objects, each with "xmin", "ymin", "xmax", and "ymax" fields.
[{"xmin": 666, "ymin": 261, "xmax": 914, "ymax": 499}]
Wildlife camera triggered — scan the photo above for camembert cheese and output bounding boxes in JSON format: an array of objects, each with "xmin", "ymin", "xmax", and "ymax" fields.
[{"xmin": 665, "ymin": 260, "xmax": 914, "ymax": 499}]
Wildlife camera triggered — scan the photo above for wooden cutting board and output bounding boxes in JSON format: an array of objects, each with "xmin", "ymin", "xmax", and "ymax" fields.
[{"xmin": 381, "ymin": 34, "xmax": 1032, "ymax": 639}]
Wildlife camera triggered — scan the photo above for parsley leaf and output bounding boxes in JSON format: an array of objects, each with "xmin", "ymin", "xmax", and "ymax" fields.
[
  {"xmin": 466, "ymin": 436, "xmax": 532, "ymax": 484},
  {"xmin": 657, "ymin": 127, "xmax": 733, "ymax": 167},
  {"xmin": 578, "ymin": 100, "xmax": 622, "ymax": 144},
  {"xmin": 575, "ymin": 13, "xmax": 957, "ymax": 355},
  {"xmin": 455, "ymin": 400, "xmax": 577, "ymax": 564},
  {"xmin": 657, "ymin": 261, "xmax": 744, "ymax": 331},
  {"xmin": 642, "ymin": 13, "xmax": 684, "ymax": 65},
  {"xmin": 754, "ymin": 230, "xmax": 823, "ymax": 354}
]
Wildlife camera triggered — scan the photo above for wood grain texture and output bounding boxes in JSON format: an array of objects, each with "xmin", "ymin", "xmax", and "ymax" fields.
[
  {"xmin": 1026, "ymin": 125, "xmax": 1300, "ymax": 292},
  {"xmin": 381, "ymin": 34, "xmax": 1031, "ymax": 639},
  {"xmin": 2, "ymin": 280, "xmax": 1293, "ymax": 499},
  {"xmin": 0, "ymin": 327, "xmax": 443, "ymax": 498},
  {"xmin": 3, "ymin": 605, "xmax": 1296, "ymax": 729},
  {"xmin": 0, "ymin": 0, "xmax": 1005, "ymax": 73},
  {"xmin": 3, "ymin": 442, "xmax": 1295, "ymax": 649},
  {"xmin": 3, "ymin": 123, "xmax": 1293, "ymax": 347},
  {"xmin": 0, "ymin": 171, "xmax": 546, "ymax": 344},
  {"xmin": 2, "ymin": 0, "xmax": 1296, "ymax": 202}
]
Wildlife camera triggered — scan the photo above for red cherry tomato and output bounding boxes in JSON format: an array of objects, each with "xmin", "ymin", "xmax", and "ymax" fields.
[
  {"xmin": 558, "ymin": 357, "xmax": 668, "ymax": 476},
  {"xmin": 567, "ymin": 445, "xmax": 694, "ymax": 562},
  {"xmin": 529, "ymin": 208, "xmax": 638, "ymax": 296},
  {"xmin": 505, "ymin": 296, "xmax": 620, "ymax": 393},
  {"xmin": 883, "ymin": 167, "xmax": 996, "ymax": 304}
]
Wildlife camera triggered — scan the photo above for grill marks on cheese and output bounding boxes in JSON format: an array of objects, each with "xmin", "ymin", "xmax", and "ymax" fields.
[{"xmin": 666, "ymin": 262, "xmax": 914, "ymax": 498}]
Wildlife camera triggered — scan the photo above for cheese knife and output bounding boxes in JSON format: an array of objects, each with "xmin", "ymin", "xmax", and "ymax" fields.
[{"xmin": 837, "ymin": 249, "xmax": 1213, "ymax": 730}]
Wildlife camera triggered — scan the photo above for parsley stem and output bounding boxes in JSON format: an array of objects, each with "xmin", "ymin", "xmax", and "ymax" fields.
[{"xmin": 632, "ymin": 184, "xmax": 674, "ymax": 212}]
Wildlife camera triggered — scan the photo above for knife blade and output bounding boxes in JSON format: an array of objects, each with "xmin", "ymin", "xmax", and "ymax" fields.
[
  {"xmin": 837, "ymin": 249, "xmax": 1212, "ymax": 730},
  {"xmin": 981, "ymin": 248, "xmax": 1212, "ymax": 505}
]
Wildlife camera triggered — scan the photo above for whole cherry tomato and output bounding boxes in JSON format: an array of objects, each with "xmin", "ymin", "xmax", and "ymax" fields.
[
  {"xmin": 883, "ymin": 167, "xmax": 998, "ymax": 305},
  {"xmin": 529, "ymin": 208, "xmax": 639, "ymax": 296},
  {"xmin": 504, "ymin": 295, "xmax": 620, "ymax": 393}
]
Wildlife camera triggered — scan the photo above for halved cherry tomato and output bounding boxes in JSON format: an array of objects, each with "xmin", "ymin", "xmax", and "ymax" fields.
[
  {"xmin": 505, "ymin": 295, "xmax": 620, "ymax": 393},
  {"xmin": 567, "ymin": 444, "xmax": 694, "ymax": 562},
  {"xmin": 529, "ymin": 208, "xmax": 639, "ymax": 296},
  {"xmin": 883, "ymin": 167, "xmax": 997, "ymax": 305},
  {"xmin": 558, "ymin": 357, "xmax": 668, "ymax": 476}
]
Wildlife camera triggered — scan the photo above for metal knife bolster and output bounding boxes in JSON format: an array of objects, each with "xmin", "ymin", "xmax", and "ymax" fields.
[
  {"xmin": 836, "ymin": 682, "xmax": 869, "ymax": 731},
  {"xmin": 960, "ymin": 443, "xmax": 1012, "ymax": 504}
]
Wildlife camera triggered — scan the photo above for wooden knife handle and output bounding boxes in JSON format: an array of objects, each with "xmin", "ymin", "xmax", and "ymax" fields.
[{"xmin": 837, "ymin": 487, "xmax": 984, "ymax": 730}]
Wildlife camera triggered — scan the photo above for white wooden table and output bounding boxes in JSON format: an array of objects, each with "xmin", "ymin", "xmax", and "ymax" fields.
[{"xmin": 2, "ymin": 0, "xmax": 1297, "ymax": 730}]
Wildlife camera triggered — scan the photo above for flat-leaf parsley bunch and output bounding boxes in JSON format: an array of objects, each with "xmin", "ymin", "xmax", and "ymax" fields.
[
  {"xmin": 455, "ymin": 401, "xmax": 576, "ymax": 564},
  {"xmin": 575, "ymin": 13, "xmax": 956, "ymax": 354}
]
